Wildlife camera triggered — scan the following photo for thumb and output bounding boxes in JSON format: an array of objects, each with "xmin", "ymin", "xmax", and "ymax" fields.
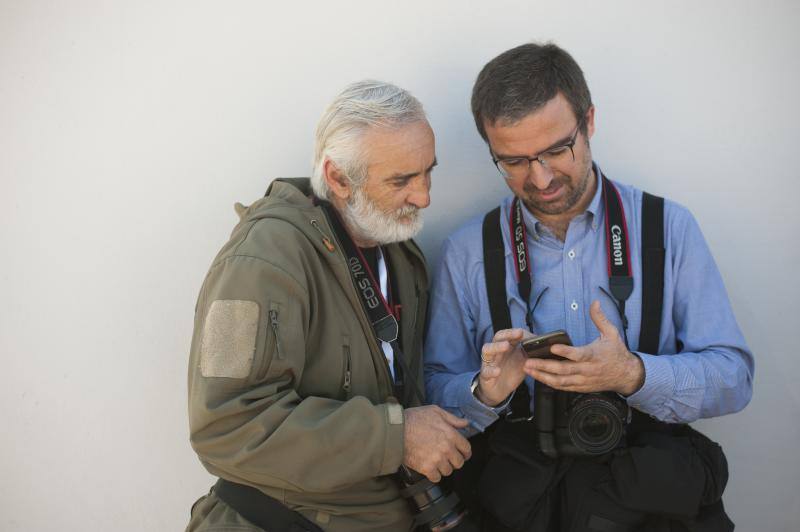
[
  {"xmin": 590, "ymin": 300, "xmax": 617, "ymax": 338},
  {"xmin": 439, "ymin": 408, "xmax": 470, "ymax": 428}
]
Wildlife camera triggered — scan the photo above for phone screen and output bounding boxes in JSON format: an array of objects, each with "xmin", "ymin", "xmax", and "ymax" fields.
[{"xmin": 521, "ymin": 330, "xmax": 572, "ymax": 359}]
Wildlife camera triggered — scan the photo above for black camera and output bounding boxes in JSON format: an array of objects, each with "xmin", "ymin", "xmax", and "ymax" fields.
[
  {"xmin": 533, "ymin": 381, "xmax": 630, "ymax": 458},
  {"xmin": 396, "ymin": 466, "xmax": 468, "ymax": 531}
]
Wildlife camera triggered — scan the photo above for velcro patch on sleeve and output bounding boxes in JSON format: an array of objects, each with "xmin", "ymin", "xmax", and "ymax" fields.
[
  {"xmin": 387, "ymin": 402, "xmax": 404, "ymax": 425},
  {"xmin": 200, "ymin": 299, "xmax": 260, "ymax": 378}
]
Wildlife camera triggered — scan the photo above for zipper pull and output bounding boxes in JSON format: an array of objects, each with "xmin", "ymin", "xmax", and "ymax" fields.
[
  {"xmin": 269, "ymin": 309, "xmax": 283, "ymax": 359},
  {"xmin": 343, "ymin": 368, "xmax": 351, "ymax": 392},
  {"xmin": 310, "ymin": 219, "xmax": 335, "ymax": 252}
]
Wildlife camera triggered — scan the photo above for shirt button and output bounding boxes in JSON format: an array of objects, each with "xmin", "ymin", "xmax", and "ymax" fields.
[
  {"xmin": 570, "ymin": 301, "xmax": 578, "ymax": 311},
  {"xmin": 568, "ymin": 249, "xmax": 576, "ymax": 260}
]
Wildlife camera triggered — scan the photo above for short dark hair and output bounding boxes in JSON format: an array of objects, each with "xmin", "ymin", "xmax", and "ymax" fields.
[{"xmin": 471, "ymin": 42, "xmax": 592, "ymax": 142}]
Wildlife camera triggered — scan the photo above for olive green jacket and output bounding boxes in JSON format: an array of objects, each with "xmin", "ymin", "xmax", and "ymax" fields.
[{"xmin": 187, "ymin": 179, "xmax": 428, "ymax": 531}]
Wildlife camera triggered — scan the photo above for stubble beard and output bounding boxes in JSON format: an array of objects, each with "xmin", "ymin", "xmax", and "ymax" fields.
[
  {"xmin": 522, "ymin": 142, "xmax": 594, "ymax": 217},
  {"xmin": 342, "ymin": 185, "xmax": 424, "ymax": 245}
]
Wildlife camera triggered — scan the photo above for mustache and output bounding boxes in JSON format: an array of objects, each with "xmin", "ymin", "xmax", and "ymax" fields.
[
  {"xmin": 522, "ymin": 175, "xmax": 568, "ymax": 195},
  {"xmin": 395, "ymin": 205, "xmax": 419, "ymax": 218}
]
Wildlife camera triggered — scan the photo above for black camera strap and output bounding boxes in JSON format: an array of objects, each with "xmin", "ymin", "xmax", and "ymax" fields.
[
  {"xmin": 601, "ymin": 175, "xmax": 634, "ymax": 346},
  {"xmin": 485, "ymin": 174, "xmax": 643, "ymax": 420},
  {"xmin": 213, "ymin": 478, "xmax": 323, "ymax": 532},
  {"xmin": 318, "ymin": 200, "xmax": 426, "ymax": 407},
  {"xmin": 504, "ymin": 176, "xmax": 633, "ymax": 336},
  {"xmin": 510, "ymin": 197, "xmax": 534, "ymax": 331}
]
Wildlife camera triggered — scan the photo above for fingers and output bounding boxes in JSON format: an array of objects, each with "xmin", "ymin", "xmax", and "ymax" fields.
[
  {"xmin": 481, "ymin": 329, "xmax": 529, "ymax": 366},
  {"xmin": 480, "ymin": 340, "xmax": 512, "ymax": 367},
  {"xmin": 524, "ymin": 357, "xmax": 577, "ymax": 375},
  {"xmin": 481, "ymin": 340, "xmax": 512, "ymax": 358},
  {"xmin": 492, "ymin": 328, "xmax": 527, "ymax": 343},
  {"xmin": 525, "ymin": 368, "xmax": 589, "ymax": 391},
  {"xmin": 425, "ymin": 469, "xmax": 442, "ymax": 483},
  {"xmin": 549, "ymin": 343, "xmax": 589, "ymax": 362},
  {"xmin": 453, "ymin": 432, "xmax": 472, "ymax": 459},
  {"xmin": 435, "ymin": 417, "xmax": 471, "ymax": 480},
  {"xmin": 437, "ymin": 462, "xmax": 453, "ymax": 479},
  {"xmin": 440, "ymin": 433, "xmax": 470, "ymax": 477},
  {"xmin": 403, "ymin": 407, "xmax": 472, "ymax": 482}
]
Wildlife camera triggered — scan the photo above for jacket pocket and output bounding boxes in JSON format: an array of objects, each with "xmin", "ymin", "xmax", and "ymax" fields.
[
  {"xmin": 256, "ymin": 301, "xmax": 283, "ymax": 380},
  {"xmin": 340, "ymin": 335, "xmax": 352, "ymax": 399}
]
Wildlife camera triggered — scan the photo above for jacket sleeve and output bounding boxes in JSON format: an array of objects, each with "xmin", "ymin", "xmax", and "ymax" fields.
[{"xmin": 188, "ymin": 253, "xmax": 405, "ymax": 493}]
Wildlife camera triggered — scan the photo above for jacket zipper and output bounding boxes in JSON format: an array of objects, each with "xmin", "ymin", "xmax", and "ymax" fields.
[
  {"xmin": 310, "ymin": 219, "xmax": 336, "ymax": 252},
  {"xmin": 269, "ymin": 308, "xmax": 283, "ymax": 360},
  {"xmin": 342, "ymin": 344, "xmax": 352, "ymax": 396}
]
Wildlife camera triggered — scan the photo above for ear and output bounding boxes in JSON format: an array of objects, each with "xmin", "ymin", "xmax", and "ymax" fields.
[
  {"xmin": 584, "ymin": 105, "xmax": 596, "ymax": 139},
  {"xmin": 323, "ymin": 158, "xmax": 352, "ymax": 201}
]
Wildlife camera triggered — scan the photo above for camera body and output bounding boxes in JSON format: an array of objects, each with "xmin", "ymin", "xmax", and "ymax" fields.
[{"xmin": 533, "ymin": 381, "xmax": 630, "ymax": 458}]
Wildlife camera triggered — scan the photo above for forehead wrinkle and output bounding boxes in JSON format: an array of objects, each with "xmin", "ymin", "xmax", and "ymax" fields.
[{"xmin": 364, "ymin": 123, "xmax": 434, "ymax": 181}]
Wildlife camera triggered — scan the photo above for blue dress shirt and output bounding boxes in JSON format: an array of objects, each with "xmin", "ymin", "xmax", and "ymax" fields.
[{"xmin": 424, "ymin": 163, "xmax": 754, "ymax": 434}]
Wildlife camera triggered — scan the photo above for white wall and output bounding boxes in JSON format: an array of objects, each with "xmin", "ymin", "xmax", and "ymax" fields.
[{"xmin": 1, "ymin": 1, "xmax": 797, "ymax": 530}]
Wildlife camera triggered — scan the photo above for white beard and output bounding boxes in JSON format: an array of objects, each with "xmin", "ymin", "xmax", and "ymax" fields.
[{"xmin": 342, "ymin": 186, "xmax": 424, "ymax": 245}]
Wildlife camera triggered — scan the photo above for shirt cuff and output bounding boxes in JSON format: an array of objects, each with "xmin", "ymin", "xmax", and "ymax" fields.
[
  {"xmin": 451, "ymin": 371, "xmax": 508, "ymax": 433},
  {"xmin": 625, "ymin": 351, "xmax": 675, "ymax": 416}
]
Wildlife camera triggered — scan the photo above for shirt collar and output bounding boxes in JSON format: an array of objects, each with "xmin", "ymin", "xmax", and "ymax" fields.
[
  {"xmin": 585, "ymin": 162, "xmax": 604, "ymax": 232},
  {"xmin": 518, "ymin": 161, "xmax": 605, "ymax": 238}
]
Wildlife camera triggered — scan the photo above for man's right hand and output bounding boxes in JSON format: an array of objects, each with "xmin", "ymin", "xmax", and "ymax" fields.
[
  {"xmin": 475, "ymin": 328, "xmax": 531, "ymax": 406},
  {"xmin": 403, "ymin": 405, "xmax": 471, "ymax": 483}
]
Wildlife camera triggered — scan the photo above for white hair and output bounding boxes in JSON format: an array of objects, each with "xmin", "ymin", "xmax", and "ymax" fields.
[{"xmin": 311, "ymin": 80, "xmax": 426, "ymax": 200}]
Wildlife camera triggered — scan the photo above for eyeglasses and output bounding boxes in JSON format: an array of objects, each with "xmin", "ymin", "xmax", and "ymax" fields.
[{"xmin": 491, "ymin": 120, "xmax": 583, "ymax": 180}]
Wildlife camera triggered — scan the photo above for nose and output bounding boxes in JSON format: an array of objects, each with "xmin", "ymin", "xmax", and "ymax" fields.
[
  {"xmin": 407, "ymin": 174, "xmax": 431, "ymax": 209},
  {"xmin": 526, "ymin": 160, "xmax": 554, "ymax": 190}
]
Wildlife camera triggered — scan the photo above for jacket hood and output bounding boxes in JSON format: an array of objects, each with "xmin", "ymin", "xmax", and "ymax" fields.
[
  {"xmin": 229, "ymin": 178, "xmax": 324, "ymax": 246},
  {"xmin": 232, "ymin": 177, "xmax": 427, "ymax": 267}
]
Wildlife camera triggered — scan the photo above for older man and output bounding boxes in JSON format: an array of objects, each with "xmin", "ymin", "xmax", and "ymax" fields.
[{"xmin": 186, "ymin": 80, "xmax": 471, "ymax": 532}]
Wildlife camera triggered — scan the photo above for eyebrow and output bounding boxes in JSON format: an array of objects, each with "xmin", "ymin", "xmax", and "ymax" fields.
[
  {"xmin": 386, "ymin": 157, "xmax": 438, "ymax": 181},
  {"xmin": 492, "ymin": 132, "xmax": 574, "ymax": 160}
]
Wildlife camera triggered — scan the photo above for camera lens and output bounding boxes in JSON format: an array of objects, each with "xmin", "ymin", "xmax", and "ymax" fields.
[
  {"xmin": 396, "ymin": 466, "xmax": 468, "ymax": 531},
  {"xmin": 568, "ymin": 395, "xmax": 626, "ymax": 455},
  {"xmin": 581, "ymin": 411, "xmax": 611, "ymax": 439}
]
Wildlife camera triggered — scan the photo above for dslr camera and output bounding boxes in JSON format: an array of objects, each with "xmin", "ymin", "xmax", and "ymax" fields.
[{"xmin": 523, "ymin": 330, "xmax": 631, "ymax": 458}]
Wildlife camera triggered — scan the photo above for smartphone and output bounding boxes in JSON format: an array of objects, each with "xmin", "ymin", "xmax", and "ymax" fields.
[{"xmin": 521, "ymin": 330, "xmax": 572, "ymax": 359}]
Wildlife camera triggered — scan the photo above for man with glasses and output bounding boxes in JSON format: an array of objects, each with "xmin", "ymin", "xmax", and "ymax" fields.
[{"xmin": 424, "ymin": 43, "xmax": 753, "ymax": 530}]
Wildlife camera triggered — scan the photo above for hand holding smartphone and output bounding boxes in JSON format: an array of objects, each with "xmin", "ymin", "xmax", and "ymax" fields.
[{"xmin": 521, "ymin": 330, "xmax": 572, "ymax": 359}]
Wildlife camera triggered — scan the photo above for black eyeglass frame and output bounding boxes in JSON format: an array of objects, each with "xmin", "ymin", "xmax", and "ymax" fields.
[{"xmin": 491, "ymin": 117, "xmax": 585, "ymax": 180}]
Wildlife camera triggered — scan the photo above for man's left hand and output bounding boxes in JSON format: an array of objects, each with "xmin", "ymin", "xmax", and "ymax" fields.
[{"xmin": 524, "ymin": 300, "xmax": 645, "ymax": 395}]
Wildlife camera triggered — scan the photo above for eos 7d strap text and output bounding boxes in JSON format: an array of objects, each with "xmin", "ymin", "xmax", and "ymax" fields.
[
  {"xmin": 510, "ymin": 197, "xmax": 534, "ymax": 330},
  {"xmin": 319, "ymin": 201, "xmax": 399, "ymax": 343}
]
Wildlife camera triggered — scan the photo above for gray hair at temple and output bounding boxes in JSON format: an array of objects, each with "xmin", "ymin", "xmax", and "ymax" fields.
[{"xmin": 311, "ymin": 80, "xmax": 427, "ymax": 200}]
